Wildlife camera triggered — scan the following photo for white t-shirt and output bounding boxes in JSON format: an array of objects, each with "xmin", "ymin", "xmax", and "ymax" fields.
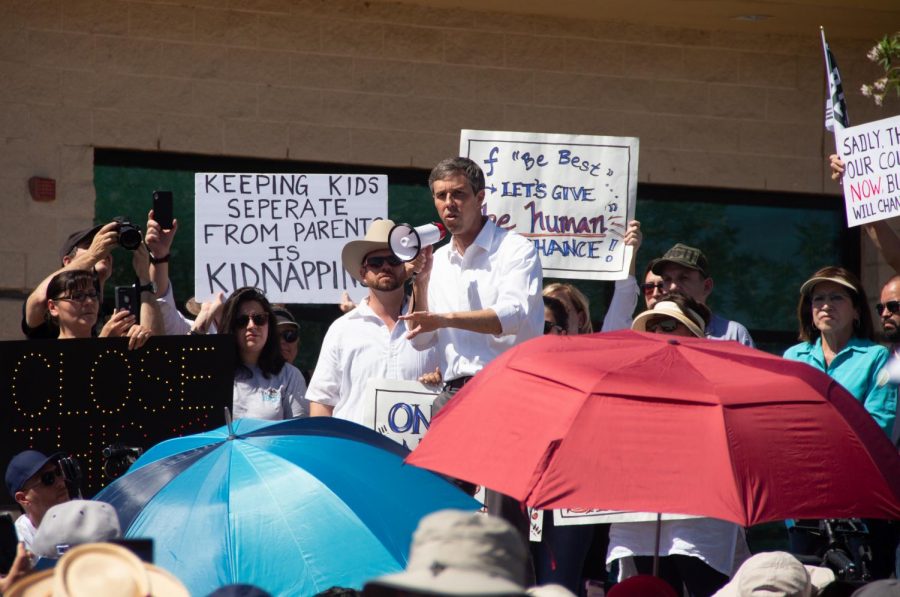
[
  {"xmin": 607, "ymin": 517, "xmax": 749, "ymax": 577},
  {"xmin": 14, "ymin": 514, "xmax": 38, "ymax": 565},
  {"xmin": 306, "ymin": 296, "xmax": 438, "ymax": 425},
  {"xmin": 233, "ymin": 362, "xmax": 309, "ymax": 420}
]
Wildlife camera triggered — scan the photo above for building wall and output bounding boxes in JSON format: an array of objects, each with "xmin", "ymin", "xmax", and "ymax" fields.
[{"xmin": 0, "ymin": 0, "xmax": 896, "ymax": 339}]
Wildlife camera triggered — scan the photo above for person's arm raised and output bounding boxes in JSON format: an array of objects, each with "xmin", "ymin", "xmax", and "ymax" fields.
[{"xmin": 25, "ymin": 222, "xmax": 117, "ymax": 329}]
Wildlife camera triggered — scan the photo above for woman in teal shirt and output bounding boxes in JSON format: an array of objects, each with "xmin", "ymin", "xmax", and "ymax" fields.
[{"xmin": 783, "ymin": 266, "xmax": 895, "ymax": 436}]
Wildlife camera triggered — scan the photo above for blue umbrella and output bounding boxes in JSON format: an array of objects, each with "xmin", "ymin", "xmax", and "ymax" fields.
[{"xmin": 95, "ymin": 416, "xmax": 478, "ymax": 596}]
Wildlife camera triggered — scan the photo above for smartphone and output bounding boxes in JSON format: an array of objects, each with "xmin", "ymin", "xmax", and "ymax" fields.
[
  {"xmin": 115, "ymin": 286, "xmax": 140, "ymax": 322},
  {"xmin": 152, "ymin": 190, "xmax": 174, "ymax": 229}
]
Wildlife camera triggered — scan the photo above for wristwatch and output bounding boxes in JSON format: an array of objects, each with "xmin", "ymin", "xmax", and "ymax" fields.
[
  {"xmin": 138, "ymin": 281, "xmax": 157, "ymax": 295},
  {"xmin": 149, "ymin": 253, "xmax": 170, "ymax": 264}
]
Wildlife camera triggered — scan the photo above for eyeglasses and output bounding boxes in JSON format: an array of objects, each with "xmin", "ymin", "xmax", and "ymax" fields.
[
  {"xmin": 26, "ymin": 468, "xmax": 63, "ymax": 490},
  {"xmin": 56, "ymin": 291, "xmax": 99, "ymax": 303},
  {"xmin": 543, "ymin": 321, "xmax": 565, "ymax": 334},
  {"xmin": 646, "ymin": 318, "xmax": 682, "ymax": 333},
  {"xmin": 641, "ymin": 282, "xmax": 665, "ymax": 294},
  {"xmin": 280, "ymin": 329, "xmax": 298, "ymax": 343},
  {"xmin": 235, "ymin": 313, "xmax": 268, "ymax": 328},
  {"xmin": 877, "ymin": 300, "xmax": 900, "ymax": 315},
  {"xmin": 365, "ymin": 255, "xmax": 403, "ymax": 269}
]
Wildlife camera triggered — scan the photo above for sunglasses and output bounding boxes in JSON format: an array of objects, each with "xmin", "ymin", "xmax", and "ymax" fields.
[
  {"xmin": 56, "ymin": 291, "xmax": 99, "ymax": 303},
  {"xmin": 280, "ymin": 329, "xmax": 299, "ymax": 343},
  {"xmin": 641, "ymin": 282, "xmax": 665, "ymax": 294},
  {"xmin": 877, "ymin": 300, "xmax": 900, "ymax": 315},
  {"xmin": 365, "ymin": 255, "xmax": 403, "ymax": 269},
  {"xmin": 235, "ymin": 313, "xmax": 268, "ymax": 328},
  {"xmin": 646, "ymin": 318, "xmax": 681, "ymax": 333},
  {"xmin": 543, "ymin": 321, "xmax": 565, "ymax": 334},
  {"xmin": 27, "ymin": 468, "xmax": 63, "ymax": 490}
]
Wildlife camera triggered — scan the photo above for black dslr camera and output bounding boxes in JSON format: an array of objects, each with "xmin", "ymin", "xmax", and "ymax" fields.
[
  {"xmin": 102, "ymin": 443, "xmax": 143, "ymax": 479},
  {"xmin": 113, "ymin": 216, "xmax": 143, "ymax": 250}
]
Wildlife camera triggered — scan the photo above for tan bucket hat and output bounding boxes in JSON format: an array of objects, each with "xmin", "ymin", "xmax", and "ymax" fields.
[{"xmin": 364, "ymin": 509, "xmax": 529, "ymax": 596}]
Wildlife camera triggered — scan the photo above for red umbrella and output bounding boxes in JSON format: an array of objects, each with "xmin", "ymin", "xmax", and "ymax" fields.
[{"xmin": 407, "ymin": 330, "xmax": 900, "ymax": 526}]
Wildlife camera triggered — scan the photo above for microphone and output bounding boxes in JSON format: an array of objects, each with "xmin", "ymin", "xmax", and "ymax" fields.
[{"xmin": 388, "ymin": 222, "xmax": 447, "ymax": 262}]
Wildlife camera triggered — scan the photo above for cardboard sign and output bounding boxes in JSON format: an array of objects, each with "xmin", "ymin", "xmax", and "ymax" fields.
[
  {"xmin": 553, "ymin": 509, "xmax": 699, "ymax": 525},
  {"xmin": 836, "ymin": 114, "xmax": 900, "ymax": 227},
  {"xmin": 194, "ymin": 173, "xmax": 387, "ymax": 302},
  {"xmin": 2, "ymin": 335, "xmax": 234, "ymax": 498},
  {"xmin": 362, "ymin": 378, "xmax": 441, "ymax": 449},
  {"xmin": 460, "ymin": 130, "xmax": 638, "ymax": 280}
]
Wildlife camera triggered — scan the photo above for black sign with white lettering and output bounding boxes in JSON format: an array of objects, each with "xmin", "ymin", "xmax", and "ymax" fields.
[{"xmin": 1, "ymin": 335, "xmax": 234, "ymax": 498}]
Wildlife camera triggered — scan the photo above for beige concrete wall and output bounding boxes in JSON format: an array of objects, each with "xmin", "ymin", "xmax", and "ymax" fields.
[{"xmin": 0, "ymin": 0, "xmax": 896, "ymax": 338}]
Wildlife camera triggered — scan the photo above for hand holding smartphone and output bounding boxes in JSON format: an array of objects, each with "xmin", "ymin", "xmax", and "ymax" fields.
[{"xmin": 152, "ymin": 191, "xmax": 174, "ymax": 229}]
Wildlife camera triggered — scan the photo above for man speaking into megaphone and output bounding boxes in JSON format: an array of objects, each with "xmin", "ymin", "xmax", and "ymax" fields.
[
  {"xmin": 398, "ymin": 156, "xmax": 544, "ymax": 539},
  {"xmin": 400, "ymin": 156, "xmax": 544, "ymax": 388}
]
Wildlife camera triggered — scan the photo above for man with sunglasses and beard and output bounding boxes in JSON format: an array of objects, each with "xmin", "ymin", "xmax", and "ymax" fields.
[
  {"xmin": 877, "ymin": 276, "xmax": 900, "ymax": 445},
  {"xmin": 5, "ymin": 450, "xmax": 71, "ymax": 563},
  {"xmin": 307, "ymin": 220, "xmax": 439, "ymax": 424}
]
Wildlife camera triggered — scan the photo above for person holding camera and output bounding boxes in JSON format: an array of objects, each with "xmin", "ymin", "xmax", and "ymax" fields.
[
  {"xmin": 46, "ymin": 269, "xmax": 152, "ymax": 349},
  {"xmin": 23, "ymin": 220, "xmax": 163, "ymax": 339}
]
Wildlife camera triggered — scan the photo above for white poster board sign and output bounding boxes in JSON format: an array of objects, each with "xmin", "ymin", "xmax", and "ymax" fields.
[
  {"xmin": 362, "ymin": 378, "xmax": 441, "ymax": 449},
  {"xmin": 835, "ymin": 114, "xmax": 900, "ymax": 227},
  {"xmin": 460, "ymin": 130, "xmax": 638, "ymax": 280},
  {"xmin": 553, "ymin": 509, "xmax": 699, "ymax": 526},
  {"xmin": 194, "ymin": 173, "xmax": 387, "ymax": 303}
]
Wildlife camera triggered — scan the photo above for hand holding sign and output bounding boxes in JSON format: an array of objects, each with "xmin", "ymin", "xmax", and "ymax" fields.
[{"xmin": 835, "ymin": 114, "xmax": 900, "ymax": 227}]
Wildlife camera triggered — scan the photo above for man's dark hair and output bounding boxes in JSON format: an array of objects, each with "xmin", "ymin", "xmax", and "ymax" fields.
[
  {"xmin": 220, "ymin": 287, "xmax": 285, "ymax": 379},
  {"xmin": 428, "ymin": 157, "xmax": 485, "ymax": 195}
]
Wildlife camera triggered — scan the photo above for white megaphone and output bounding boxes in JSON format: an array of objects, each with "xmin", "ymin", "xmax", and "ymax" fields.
[{"xmin": 388, "ymin": 222, "xmax": 447, "ymax": 262}]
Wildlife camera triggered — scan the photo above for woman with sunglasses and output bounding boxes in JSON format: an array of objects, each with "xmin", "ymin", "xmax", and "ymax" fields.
[
  {"xmin": 220, "ymin": 287, "xmax": 309, "ymax": 420},
  {"xmin": 46, "ymin": 270, "xmax": 151, "ymax": 349},
  {"xmin": 631, "ymin": 292, "xmax": 710, "ymax": 339},
  {"xmin": 783, "ymin": 266, "xmax": 895, "ymax": 436},
  {"xmin": 607, "ymin": 293, "xmax": 747, "ymax": 597}
]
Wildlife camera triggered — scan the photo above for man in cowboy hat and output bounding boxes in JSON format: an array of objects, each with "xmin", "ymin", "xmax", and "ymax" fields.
[{"xmin": 307, "ymin": 220, "xmax": 439, "ymax": 424}]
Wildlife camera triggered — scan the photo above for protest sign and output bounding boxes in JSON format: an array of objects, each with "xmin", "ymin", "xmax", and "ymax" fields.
[
  {"xmin": 194, "ymin": 173, "xmax": 388, "ymax": 303},
  {"xmin": 1, "ymin": 335, "xmax": 234, "ymax": 497},
  {"xmin": 553, "ymin": 509, "xmax": 698, "ymax": 525},
  {"xmin": 836, "ymin": 114, "xmax": 900, "ymax": 227},
  {"xmin": 362, "ymin": 378, "xmax": 441, "ymax": 449},
  {"xmin": 460, "ymin": 130, "xmax": 639, "ymax": 280}
]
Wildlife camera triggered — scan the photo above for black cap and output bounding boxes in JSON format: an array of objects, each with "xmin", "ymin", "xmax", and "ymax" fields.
[
  {"xmin": 59, "ymin": 224, "xmax": 103, "ymax": 263},
  {"xmin": 650, "ymin": 243, "xmax": 710, "ymax": 278},
  {"xmin": 5, "ymin": 450, "xmax": 64, "ymax": 498},
  {"xmin": 272, "ymin": 307, "xmax": 299, "ymax": 329}
]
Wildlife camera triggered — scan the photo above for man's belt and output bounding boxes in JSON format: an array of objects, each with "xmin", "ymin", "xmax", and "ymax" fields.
[{"xmin": 443, "ymin": 375, "xmax": 474, "ymax": 392}]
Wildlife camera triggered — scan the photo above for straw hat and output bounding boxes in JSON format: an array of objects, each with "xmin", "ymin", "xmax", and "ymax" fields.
[
  {"xmin": 5, "ymin": 542, "xmax": 189, "ymax": 597},
  {"xmin": 631, "ymin": 300, "xmax": 705, "ymax": 338}
]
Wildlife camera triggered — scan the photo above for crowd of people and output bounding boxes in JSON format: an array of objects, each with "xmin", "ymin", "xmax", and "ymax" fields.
[{"xmin": 2, "ymin": 155, "xmax": 900, "ymax": 596}]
